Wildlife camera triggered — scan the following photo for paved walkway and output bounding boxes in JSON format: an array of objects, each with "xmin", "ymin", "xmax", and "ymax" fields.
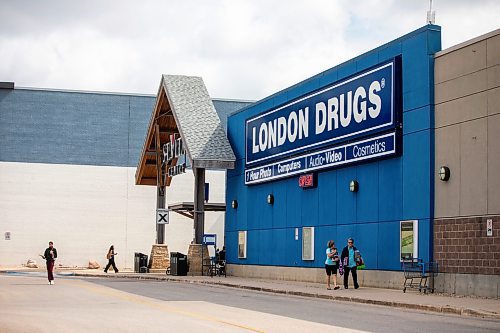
[{"xmin": 62, "ymin": 269, "xmax": 500, "ymax": 320}]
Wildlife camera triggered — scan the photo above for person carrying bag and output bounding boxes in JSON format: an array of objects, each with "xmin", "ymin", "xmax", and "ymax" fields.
[{"xmin": 104, "ymin": 245, "xmax": 119, "ymax": 273}]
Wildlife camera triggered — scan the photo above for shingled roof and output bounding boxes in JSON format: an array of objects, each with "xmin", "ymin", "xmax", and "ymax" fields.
[
  {"xmin": 135, "ymin": 75, "xmax": 237, "ymax": 186},
  {"xmin": 162, "ymin": 75, "xmax": 236, "ymax": 168}
]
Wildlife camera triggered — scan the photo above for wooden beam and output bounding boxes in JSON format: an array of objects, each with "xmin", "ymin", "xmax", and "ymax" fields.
[
  {"xmin": 136, "ymin": 87, "xmax": 164, "ymax": 184},
  {"xmin": 140, "ymin": 178, "xmax": 157, "ymax": 186},
  {"xmin": 155, "ymin": 124, "xmax": 163, "ymax": 188}
]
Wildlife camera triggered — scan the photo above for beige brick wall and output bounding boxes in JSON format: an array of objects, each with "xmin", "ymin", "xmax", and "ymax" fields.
[{"xmin": 0, "ymin": 162, "xmax": 226, "ymax": 268}]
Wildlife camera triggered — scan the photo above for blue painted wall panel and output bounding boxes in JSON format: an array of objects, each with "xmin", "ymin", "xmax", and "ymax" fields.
[
  {"xmin": 286, "ymin": 77, "xmax": 321, "ymax": 101},
  {"xmin": 272, "ymin": 93, "xmax": 288, "ymax": 108},
  {"xmin": 402, "ymin": 33, "xmax": 431, "ymax": 111},
  {"xmin": 285, "ymin": 179, "xmax": 302, "ymax": 229},
  {"xmin": 273, "ymin": 228, "xmax": 289, "ymax": 265},
  {"xmin": 356, "ymin": 163, "xmax": 379, "ymax": 223},
  {"xmin": 378, "ymin": 158, "xmax": 403, "ymax": 222},
  {"xmin": 418, "ymin": 219, "xmax": 431, "ymax": 262},
  {"xmin": 272, "ymin": 181, "xmax": 288, "ymax": 229},
  {"xmin": 337, "ymin": 60, "xmax": 357, "ymax": 80},
  {"xmin": 336, "ymin": 167, "xmax": 357, "ymax": 225},
  {"xmin": 402, "ymin": 130, "xmax": 431, "ymax": 220},
  {"xmin": 403, "ymin": 106, "xmax": 431, "ymax": 134},
  {"xmin": 356, "ymin": 52, "xmax": 379, "ymax": 72},
  {"xmin": 377, "ymin": 221, "xmax": 402, "ymax": 270},
  {"xmin": 226, "ymin": 25, "xmax": 441, "ymax": 271},
  {"xmin": 235, "ymin": 183, "xmax": 248, "ymax": 231},
  {"xmin": 258, "ymin": 181, "xmax": 275, "ymax": 230},
  {"xmin": 227, "ymin": 114, "xmax": 248, "ymax": 161},
  {"xmin": 286, "ymin": 227, "xmax": 302, "ymax": 267},
  {"xmin": 355, "ymin": 223, "xmax": 379, "ymax": 269},
  {"xmin": 318, "ymin": 170, "xmax": 337, "ymax": 226},
  {"xmin": 319, "ymin": 68, "xmax": 338, "ymax": 89},
  {"xmin": 300, "ymin": 184, "xmax": 319, "ymax": 227},
  {"xmin": 259, "ymin": 229, "xmax": 273, "ymax": 265},
  {"xmin": 336, "ymin": 224, "xmax": 356, "ymax": 251},
  {"xmin": 378, "ymin": 42, "xmax": 402, "ymax": 62},
  {"xmin": 225, "ymin": 231, "xmax": 238, "ymax": 263},
  {"xmin": 315, "ymin": 225, "xmax": 337, "ymax": 264}
]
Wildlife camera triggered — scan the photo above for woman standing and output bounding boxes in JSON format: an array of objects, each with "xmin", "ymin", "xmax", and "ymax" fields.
[
  {"xmin": 325, "ymin": 240, "xmax": 340, "ymax": 290},
  {"xmin": 104, "ymin": 245, "xmax": 119, "ymax": 273},
  {"xmin": 341, "ymin": 238, "xmax": 360, "ymax": 289}
]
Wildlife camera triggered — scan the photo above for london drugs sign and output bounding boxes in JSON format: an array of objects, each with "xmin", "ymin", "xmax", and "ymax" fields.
[{"xmin": 244, "ymin": 58, "xmax": 401, "ymax": 185}]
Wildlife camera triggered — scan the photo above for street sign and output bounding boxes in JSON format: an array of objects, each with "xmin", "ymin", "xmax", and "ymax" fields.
[
  {"xmin": 157, "ymin": 209, "xmax": 169, "ymax": 224},
  {"xmin": 487, "ymin": 219, "xmax": 493, "ymax": 237}
]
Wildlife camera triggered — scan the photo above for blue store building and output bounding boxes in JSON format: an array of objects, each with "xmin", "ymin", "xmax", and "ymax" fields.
[{"xmin": 225, "ymin": 25, "xmax": 442, "ymax": 286}]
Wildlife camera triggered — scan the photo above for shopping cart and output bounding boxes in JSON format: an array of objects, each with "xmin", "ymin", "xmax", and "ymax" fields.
[{"xmin": 402, "ymin": 258, "xmax": 438, "ymax": 293}]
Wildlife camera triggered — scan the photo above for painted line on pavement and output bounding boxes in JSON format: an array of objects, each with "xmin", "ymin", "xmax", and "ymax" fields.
[{"xmin": 66, "ymin": 278, "xmax": 266, "ymax": 333}]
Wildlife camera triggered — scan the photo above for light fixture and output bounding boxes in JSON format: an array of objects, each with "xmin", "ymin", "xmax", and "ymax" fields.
[
  {"xmin": 267, "ymin": 194, "xmax": 274, "ymax": 205},
  {"xmin": 439, "ymin": 166, "xmax": 450, "ymax": 181},
  {"xmin": 231, "ymin": 200, "xmax": 238, "ymax": 209},
  {"xmin": 349, "ymin": 180, "xmax": 359, "ymax": 192}
]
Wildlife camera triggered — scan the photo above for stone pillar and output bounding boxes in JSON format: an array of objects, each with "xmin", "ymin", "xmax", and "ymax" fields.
[
  {"xmin": 187, "ymin": 244, "xmax": 210, "ymax": 276},
  {"xmin": 148, "ymin": 244, "xmax": 170, "ymax": 273}
]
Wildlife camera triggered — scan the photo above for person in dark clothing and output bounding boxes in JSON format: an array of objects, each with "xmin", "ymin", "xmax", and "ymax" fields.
[
  {"xmin": 40, "ymin": 241, "xmax": 57, "ymax": 285},
  {"xmin": 104, "ymin": 245, "xmax": 119, "ymax": 273},
  {"xmin": 341, "ymin": 238, "xmax": 360, "ymax": 289},
  {"xmin": 217, "ymin": 246, "xmax": 226, "ymax": 276},
  {"xmin": 218, "ymin": 246, "xmax": 226, "ymax": 261}
]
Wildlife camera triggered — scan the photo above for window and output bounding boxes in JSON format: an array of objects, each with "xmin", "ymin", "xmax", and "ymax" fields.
[
  {"xmin": 238, "ymin": 231, "xmax": 247, "ymax": 259},
  {"xmin": 400, "ymin": 220, "xmax": 418, "ymax": 261},
  {"xmin": 302, "ymin": 227, "xmax": 315, "ymax": 260}
]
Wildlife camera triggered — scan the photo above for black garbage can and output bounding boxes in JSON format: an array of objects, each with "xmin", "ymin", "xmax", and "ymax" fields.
[
  {"xmin": 170, "ymin": 252, "xmax": 187, "ymax": 276},
  {"xmin": 134, "ymin": 252, "xmax": 148, "ymax": 273}
]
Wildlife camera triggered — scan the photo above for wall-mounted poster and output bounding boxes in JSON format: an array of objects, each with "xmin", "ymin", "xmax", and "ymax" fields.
[{"xmin": 400, "ymin": 220, "xmax": 418, "ymax": 261}]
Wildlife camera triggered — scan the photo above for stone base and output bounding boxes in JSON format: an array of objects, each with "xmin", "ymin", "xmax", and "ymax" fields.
[
  {"xmin": 434, "ymin": 272, "xmax": 500, "ymax": 298},
  {"xmin": 187, "ymin": 244, "xmax": 211, "ymax": 276},
  {"xmin": 149, "ymin": 244, "xmax": 170, "ymax": 271},
  {"xmin": 227, "ymin": 264, "xmax": 500, "ymax": 298},
  {"xmin": 227, "ymin": 264, "xmax": 405, "ymax": 289}
]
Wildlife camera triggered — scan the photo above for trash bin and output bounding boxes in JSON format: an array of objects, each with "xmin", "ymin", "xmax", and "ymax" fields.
[
  {"xmin": 134, "ymin": 252, "xmax": 148, "ymax": 273},
  {"xmin": 170, "ymin": 252, "xmax": 187, "ymax": 276}
]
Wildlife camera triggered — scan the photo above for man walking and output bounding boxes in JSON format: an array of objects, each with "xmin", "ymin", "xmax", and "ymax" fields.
[{"xmin": 41, "ymin": 241, "xmax": 57, "ymax": 285}]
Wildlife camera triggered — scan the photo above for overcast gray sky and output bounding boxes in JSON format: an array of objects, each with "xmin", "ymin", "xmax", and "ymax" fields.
[{"xmin": 0, "ymin": 0, "xmax": 498, "ymax": 100}]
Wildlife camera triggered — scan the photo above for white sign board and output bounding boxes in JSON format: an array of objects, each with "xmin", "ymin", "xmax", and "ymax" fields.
[
  {"xmin": 487, "ymin": 219, "xmax": 493, "ymax": 237},
  {"xmin": 156, "ymin": 209, "xmax": 169, "ymax": 225}
]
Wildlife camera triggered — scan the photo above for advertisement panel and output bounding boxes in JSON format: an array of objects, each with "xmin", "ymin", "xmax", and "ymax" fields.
[
  {"xmin": 246, "ymin": 58, "xmax": 401, "ymax": 166},
  {"xmin": 245, "ymin": 131, "xmax": 398, "ymax": 185}
]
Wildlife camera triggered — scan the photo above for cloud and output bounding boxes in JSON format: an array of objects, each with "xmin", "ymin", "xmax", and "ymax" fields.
[{"xmin": 0, "ymin": 0, "xmax": 499, "ymax": 100}]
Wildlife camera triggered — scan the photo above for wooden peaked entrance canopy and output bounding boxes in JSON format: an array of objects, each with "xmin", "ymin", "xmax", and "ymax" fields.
[
  {"xmin": 135, "ymin": 75, "xmax": 236, "ymax": 187},
  {"xmin": 135, "ymin": 75, "xmax": 236, "ymax": 244}
]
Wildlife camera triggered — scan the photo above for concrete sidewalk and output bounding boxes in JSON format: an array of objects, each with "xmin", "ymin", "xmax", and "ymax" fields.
[{"xmin": 66, "ymin": 269, "xmax": 500, "ymax": 320}]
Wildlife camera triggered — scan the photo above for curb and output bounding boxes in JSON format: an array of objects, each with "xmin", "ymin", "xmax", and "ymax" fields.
[{"xmin": 69, "ymin": 272, "xmax": 500, "ymax": 320}]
